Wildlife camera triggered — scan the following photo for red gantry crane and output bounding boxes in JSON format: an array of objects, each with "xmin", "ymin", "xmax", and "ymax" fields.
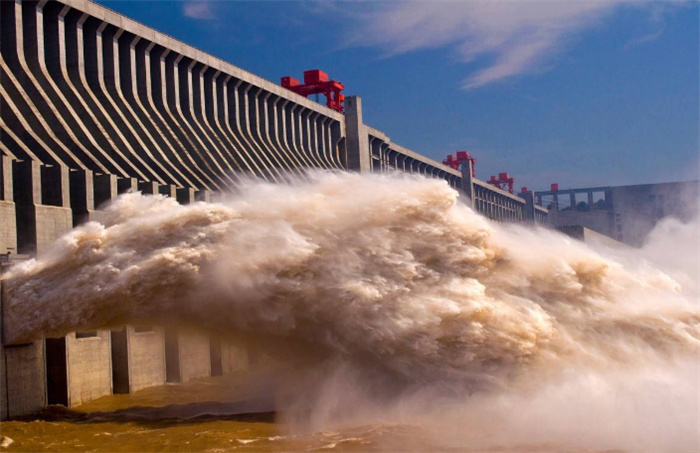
[
  {"xmin": 281, "ymin": 70, "xmax": 345, "ymax": 113},
  {"xmin": 487, "ymin": 173, "xmax": 515, "ymax": 194},
  {"xmin": 442, "ymin": 151, "xmax": 476, "ymax": 176}
]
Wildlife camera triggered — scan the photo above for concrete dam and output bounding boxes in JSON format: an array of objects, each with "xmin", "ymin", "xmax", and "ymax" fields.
[{"xmin": 0, "ymin": 0, "xmax": 549, "ymax": 420}]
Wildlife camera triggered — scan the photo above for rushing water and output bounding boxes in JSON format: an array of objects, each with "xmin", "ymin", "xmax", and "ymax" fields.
[{"xmin": 2, "ymin": 173, "xmax": 698, "ymax": 452}]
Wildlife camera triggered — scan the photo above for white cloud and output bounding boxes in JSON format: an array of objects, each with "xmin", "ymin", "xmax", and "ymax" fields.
[
  {"xmin": 346, "ymin": 1, "xmax": 664, "ymax": 90},
  {"xmin": 183, "ymin": 1, "xmax": 214, "ymax": 20}
]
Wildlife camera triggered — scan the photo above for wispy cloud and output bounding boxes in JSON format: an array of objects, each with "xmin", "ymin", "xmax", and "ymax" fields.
[
  {"xmin": 346, "ymin": 1, "xmax": 671, "ymax": 90},
  {"xmin": 183, "ymin": 1, "xmax": 214, "ymax": 20},
  {"xmin": 624, "ymin": 3, "xmax": 669, "ymax": 50},
  {"xmin": 624, "ymin": 26, "xmax": 665, "ymax": 50}
]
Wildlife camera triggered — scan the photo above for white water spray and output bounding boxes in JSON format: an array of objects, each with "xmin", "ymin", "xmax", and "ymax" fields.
[{"xmin": 3, "ymin": 172, "xmax": 698, "ymax": 451}]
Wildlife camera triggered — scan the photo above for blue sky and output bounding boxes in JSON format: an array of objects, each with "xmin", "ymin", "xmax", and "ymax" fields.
[{"xmin": 99, "ymin": 1, "xmax": 698, "ymax": 190}]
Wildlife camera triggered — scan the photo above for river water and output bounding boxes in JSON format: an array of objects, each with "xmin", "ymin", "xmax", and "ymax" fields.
[{"xmin": 0, "ymin": 369, "xmax": 647, "ymax": 452}]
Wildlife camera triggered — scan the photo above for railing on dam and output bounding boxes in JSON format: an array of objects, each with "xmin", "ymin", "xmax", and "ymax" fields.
[
  {"xmin": 367, "ymin": 127, "xmax": 462, "ymax": 189},
  {"xmin": 363, "ymin": 126, "xmax": 547, "ymax": 226},
  {"xmin": 473, "ymin": 180, "xmax": 547, "ymax": 224}
]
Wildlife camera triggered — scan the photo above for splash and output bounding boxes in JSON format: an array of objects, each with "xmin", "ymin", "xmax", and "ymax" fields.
[
  {"xmin": 4, "ymin": 172, "xmax": 698, "ymax": 374},
  {"xmin": 3, "ymin": 172, "xmax": 699, "ymax": 450}
]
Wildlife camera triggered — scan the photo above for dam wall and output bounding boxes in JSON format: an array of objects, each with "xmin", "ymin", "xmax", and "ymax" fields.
[
  {"xmin": 0, "ymin": 0, "xmax": 545, "ymax": 234},
  {"xmin": 0, "ymin": 0, "xmax": 548, "ymax": 419}
]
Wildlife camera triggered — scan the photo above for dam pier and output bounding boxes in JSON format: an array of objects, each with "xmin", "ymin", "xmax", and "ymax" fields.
[{"xmin": 0, "ymin": 0, "xmax": 549, "ymax": 420}]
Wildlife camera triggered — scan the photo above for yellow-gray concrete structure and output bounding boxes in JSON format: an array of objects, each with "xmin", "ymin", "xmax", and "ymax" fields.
[{"xmin": 536, "ymin": 181, "xmax": 698, "ymax": 246}]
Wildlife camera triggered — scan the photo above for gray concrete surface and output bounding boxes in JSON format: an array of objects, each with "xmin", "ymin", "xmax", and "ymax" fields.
[
  {"xmin": 539, "ymin": 181, "xmax": 699, "ymax": 246},
  {"xmin": 127, "ymin": 325, "xmax": 166, "ymax": 392},
  {"xmin": 4, "ymin": 341, "xmax": 46, "ymax": 418},
  {"xmin": 221, "ymin": 338, "xmax": 250, "ymax": 373},
  {"xmin": 65, "ymin": 330, "xmax": 112, "ymax": 406},
  {"xmin": 0, "ymin": 201, "xmax": 17, "ymax": 255},
  {"xmin": 177, "ymin": 326, "xmax": 211, "ymax": 383},
  {"xmin": 556, "ymin": 225, "xmax": 627, "ymax": 248}
]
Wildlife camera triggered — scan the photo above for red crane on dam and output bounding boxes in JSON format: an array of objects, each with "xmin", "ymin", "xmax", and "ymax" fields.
[
  {"xmin": 442, "ymin": 151, "xmax": 476, "ymax": 176},
  {"xmin": 281, "ymin": 70, "xmax": 345, "ymax": 113},
  {"xmin": 488, "ymin": 173, "xmax": 515, "ymax": 194}
]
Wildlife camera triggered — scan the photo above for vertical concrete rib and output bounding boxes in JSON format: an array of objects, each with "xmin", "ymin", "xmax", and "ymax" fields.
[
  {"xmin": 26, "ymin": 3, "xmax": 111, "ymax": 173},
  {"xmin": 17, "ymin": 2, "xmax": 84, "ymax": 165},
  {"xmin": 0, "ymin": 83, "xmax": 62, "ymax": 166},
  {"xmin": 329, "ymin": 120, "xmax": 342, "ymax": 168},
  {"xmin": 51, "ymin": 6, "xmax": 131, "ymax": 176},
  {"xmin": 0, "ymin": 117, "xmax": 39, "ymax": 162},
  {"xmin": 257, "ymin": 92, "xmax": 289, "ymax": 175},
  {"xmin": 141, "ymin": 44, "xmax": 208, "ymax": 189},
  {"xmin": 185, "ymin": 62, "xmax": 239, "ymax": 186},
  {"xmin": 315, "ymin": 114, "xmax": 332, "ymax": 169},
  {"xmin": 217, "ymin": 75, "xmax": 264, "ymax": 179},
  {"xmin": 282, "ymin": 102, "xmax": 314, "ymax": 170},
  {"xmin": 158, "ymin": 52, "xmax": 223, "ymax": 190},
  {"xmin": 150, "ymin": 47, "xmax": 220, "ymax": 190},
  {"xmin": 330, "ymin": 120, "xmax": 344, "ymax": 169},
  {"xmin": 284, "ymin": 104, "xmax": 305, "ymax": 168},
  {"xmin": 302, "ymin": 110, "xmax": 322, "ymax": 168},
  {"xmin": 306, "ymin": 112, "xmax": 324, "ymax": 168},
  {"xmin": 2, "ymin": 1, "xmax": 91, "ymax": 170},
  {"xmin": 70, "ymin": 11, "xmax": 139, "ymax": 177},
  {"xmin": 271, "ymin": 99, "xmax": 305, "ymax": 175},
  {"xmin": 127, "ymin": 37, "xmax": 195, "ymax": 188},
  {"xmin": 79, "ymin": 19, "xmax": 147, "ymax": 180},
  {"xmin": 93, "ymin": 24, "xmax": 153, "ymax": 182},
  {"xmin": 208, "ymin": 72, "xmax": 254, "ymax": 177},
  {"xmin": 318, "ymin": 117, "xmax": 333, "ymax": 169},
  {"xmin": 297, "ymin": 108, "xmax": 323, "ymax": 168},
  {"xmin": 318, "ymin": 115, "xmax": 339, "ymax": 170},
  {"xmin": 229, "ymin": 80, "xmax": 277, "ymax": 181},
  {"xmin": 0, "ymin": 56, "xmax": 81, "ymax": 168},
  {"xmin": 194, "ymin": 67, "xmax": 244, "ymax": 177},
  {"xmin": 253, "ymin": 90, "xmax": 294, "ymax": 177},
  {"xmin": 240, "ymin": 84, "xmax": 282, "ymax": 180},
  {"xmin": 172, "ymin": 55, "xmax": 235, "ymax": 188},
  {"xmin": 112, "ymin": 31, "xmax": 174, "ymax": 184},
  {"xmin": 199, "ymin": 70, "xmax": 243, "ymax": 175}
]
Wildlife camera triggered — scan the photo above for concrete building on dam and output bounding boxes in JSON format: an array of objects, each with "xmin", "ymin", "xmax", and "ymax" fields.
[
  {"xmin": 0, "ymin": 0, "xmax": 548, "ymax": 419},
  {"xmin": 536, "ymin": 180, "xmax": 699, "ymax": 247}
]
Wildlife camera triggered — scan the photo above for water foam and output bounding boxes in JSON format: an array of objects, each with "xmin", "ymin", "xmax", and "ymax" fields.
[
  {"xmin": 4, "ymin": 173, "xmax": 697, "ymax": 374},
  {"xmin": 3, "ymin": 172, "xmax": 698, "ymax": 450}
]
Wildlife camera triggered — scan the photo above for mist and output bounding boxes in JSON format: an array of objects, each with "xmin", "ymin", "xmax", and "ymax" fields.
[{"xmin": 2, "ymin": 172, "xmax": 698, "ymax": 451}]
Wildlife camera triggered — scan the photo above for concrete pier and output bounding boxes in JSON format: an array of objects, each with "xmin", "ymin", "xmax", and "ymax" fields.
[
  {"xmin": 110, "ymin": 325, "xmax": 167, "ymax": 394},
  {"xmin": 4, "ymin": 341, "xmax": 46, "ymax": 418},
  {"xmin": 0, "ymin": 156, "xmax": 18, "ymax": 255},
  {"xmin": 221, "ymin": 338, "xmax": 250, "ymax": 373},
  {"xmin": 179, "ymin": 327, "xmax": 211, "ymax": 383},
  {"xmin": 65, "ymin": 331, "xmax": 112, "ymax": 406}
]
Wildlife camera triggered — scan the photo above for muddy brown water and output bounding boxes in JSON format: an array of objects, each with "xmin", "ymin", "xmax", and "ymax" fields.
[{"xmin": 0, "ymin": 369, "xmax": 628, "ymax": 453}]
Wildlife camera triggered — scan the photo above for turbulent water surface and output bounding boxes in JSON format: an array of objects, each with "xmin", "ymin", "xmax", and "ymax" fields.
[{"xmin": 2, "ymin": 173, "xmax": 698, "ymax": 452}]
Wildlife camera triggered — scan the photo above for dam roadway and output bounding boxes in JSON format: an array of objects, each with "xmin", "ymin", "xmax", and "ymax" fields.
[{"xmin": 0, "ymin": 0, "xmax": 548, "ymax": 420}]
